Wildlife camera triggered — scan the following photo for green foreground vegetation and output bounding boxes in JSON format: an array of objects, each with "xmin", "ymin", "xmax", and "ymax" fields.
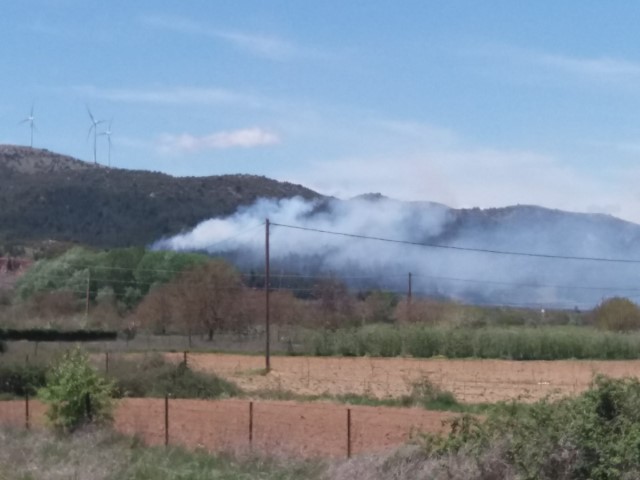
[{"xmin": 4, "ymin": 376, "xmax": 640, "ymax": 480}]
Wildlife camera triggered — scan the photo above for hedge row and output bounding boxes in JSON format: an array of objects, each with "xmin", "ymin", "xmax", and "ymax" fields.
[
  {"xmin": 0, "ymin": 329, "xmax": 117, "ymax": 342},
  {"xmin": 303, "ymin": 324, "xmax": 640, "ymax": 360}
]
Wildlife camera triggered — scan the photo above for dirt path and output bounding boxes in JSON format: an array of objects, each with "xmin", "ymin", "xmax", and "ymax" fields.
[{"xmin": 168, "ymin": 353, "xmax": 640, "ymax": 403}]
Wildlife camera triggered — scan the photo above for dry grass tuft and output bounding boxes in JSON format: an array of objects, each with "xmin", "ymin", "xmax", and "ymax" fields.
[
  {"xmin": 325, "ymin": 443, "xmax": 517, "ymax": 480},
  {"xmin": 0, "ymin": 426, "xmax": 129, "ymax": 480}
]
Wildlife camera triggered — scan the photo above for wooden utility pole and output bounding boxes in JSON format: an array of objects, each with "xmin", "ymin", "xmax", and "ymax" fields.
[
  {"xmin": 85, "ymin": 269, "xmax": 91, "ymax": 317},
  {"xmin": 265, "ymin": 219, "xmax": 271, "ymax": 372},
  {"xmin": 407, "ymin": 272, "xmax": 413, "ymax": 321}
]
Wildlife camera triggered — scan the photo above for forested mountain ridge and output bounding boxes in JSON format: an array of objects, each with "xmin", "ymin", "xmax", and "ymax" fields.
[{"xmin": 0, "ymin": 145, "xmax": 321, "ymax": 248}]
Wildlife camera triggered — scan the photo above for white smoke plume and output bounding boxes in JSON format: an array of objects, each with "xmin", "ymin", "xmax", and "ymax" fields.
[{"xmin": 153, "ymin": 196, "xmax": 640, "ymax": 309}]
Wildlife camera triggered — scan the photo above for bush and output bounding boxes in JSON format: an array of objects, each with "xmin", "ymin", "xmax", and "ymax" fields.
[
  {"xmin": 422, "ymin": 376, "xmax": 640, "ymax": 480},
  {"xmin": 592, "ymin": 297, "xmax": 640, "ymax": 331},
  {"xmin": 0, "ymin": 363, "xmax": 47, "ymax": 396},
  {"xmin": 38, "ymin": 348, "xmax": 114, "ymax": 431},
  {"xmin": 403, "ymin": 377, "xmax": 461, "ymax": 411},
  {"xmin": 108, "ymin": 354, "xmax": 240, "ymax": 399}
]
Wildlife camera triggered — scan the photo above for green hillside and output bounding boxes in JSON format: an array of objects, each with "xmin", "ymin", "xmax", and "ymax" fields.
[{"xmin": 0, "ymin": 145, "xmax": 320, "ymax": 248}]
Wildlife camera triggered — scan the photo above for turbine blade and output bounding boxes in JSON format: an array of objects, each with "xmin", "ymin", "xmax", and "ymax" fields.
[{"xmin": 86, "ymin": 106, "xmax": 95, "ymax": 123}]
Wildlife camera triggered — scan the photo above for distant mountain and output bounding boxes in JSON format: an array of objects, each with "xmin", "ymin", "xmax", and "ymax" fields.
[
  {"xmin": 0, "ymin": 145, "xmax": 99, "ymax": 174},
  {"xmin": 0, "ymin": 145, "xmax": 321, "ymax": 248},
  {"xmin": 5, "ymin": 145, "xmax": 640, "ymax": 306}
]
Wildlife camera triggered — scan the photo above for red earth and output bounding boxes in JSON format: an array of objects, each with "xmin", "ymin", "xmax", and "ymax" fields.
[{"xmin": 0, "ymin": 398, "xmax": 453, "ymax": 458}]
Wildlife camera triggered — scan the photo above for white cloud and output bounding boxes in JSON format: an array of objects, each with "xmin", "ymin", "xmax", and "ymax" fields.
[
  {"xmin": 284, "ymin": 145, "xmax": 640, "ymax": 223},
  {"xmin": 157, "ymin": 128, "xmax": 280, "ymax": 154},
  {"xmin": 141, "ymin": 14, "xmax": 311, "ymax": 61},
  {"xmin": 214, "ymin": 31, "xmax": 298, "ymax": 61},
  {"xmin": 536, "ymin": 53, "xmax": 640, "ymax": 79},
  {"xmin": 469, "ymin": 44, "xmax": 640, "ymax": 84},
  {"xmin": 73, "ymin": 85, "xmax": 264, "ymax": 108}
]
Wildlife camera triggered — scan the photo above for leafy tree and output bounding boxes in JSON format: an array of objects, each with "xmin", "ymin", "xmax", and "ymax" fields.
[
  {"xmin": 134, "ymin": 250, "xmax": 208, "ymax": 293},
  {"xmin": 362, "ymin": 290, "xmax": 398, "ymax": 324},
  {"xmin": 38, "ymin": 348, "xmax": 114, "ymax": 431},
  {"xmin": 592, "ymin": 297, "xmax": 640, "ymax": 331},
  {"xmin": 16, "ymin": 247, "xmax": 96, "ymax": 300},
  {"xmin": 92, "ymin": 247, "xmax": 145, "ymax": 300},
  {"xmin": 15, "ymin": 246, "xmax": 211, "ymax": 312}
]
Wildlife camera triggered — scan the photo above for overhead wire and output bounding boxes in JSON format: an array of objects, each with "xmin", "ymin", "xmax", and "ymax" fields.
[
  {"xmin": 270, "ymin": 222, "xmax": 640, "ymax": 264},
  {"xmin": 15, "ymin": 219, "xmax": 640, "ymax": 309}
]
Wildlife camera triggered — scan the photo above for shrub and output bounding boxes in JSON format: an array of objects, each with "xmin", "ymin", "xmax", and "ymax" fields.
[
  {"xmin": 0, "ymin": 363, "xmax": 47, "ymax": 396},
  {"xmin": 403, "ymin": 377, "xmax": 461, "ymax": 411},
  {"xmin": 422, "ymin": 376, "xmax": 640, "ymax": 480},
  {"xmin": 592, "ymin": 297, "xmax": 640, "ymax": 331},
  {"xmin": 358, "ymin": 325, "xmax": 403, "ymax": 357},
  {"xmin": 38, "ymin": 348, "xmax": 114, "ymax": 431},
  {"xmin": 109, "ymin": 354, "xmax": 240, "ymax": 399}
]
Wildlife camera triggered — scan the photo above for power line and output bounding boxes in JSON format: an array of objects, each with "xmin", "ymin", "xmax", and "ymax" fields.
[
  {"xmin": 411, "ymin": 273, "xmax": 640, "ymax": 292},
  {"xmin": 20, "ymin": 263, "xmax": 640, "ymax": 295},
  {"xmin": 271, "ymin": 222, "xmax": 640, "ymax": 264}
]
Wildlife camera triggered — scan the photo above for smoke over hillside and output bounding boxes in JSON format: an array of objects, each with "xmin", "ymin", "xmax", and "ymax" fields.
[{"xmin": 153, "ymin": 196, "xmax": 640, "ymax": 309}]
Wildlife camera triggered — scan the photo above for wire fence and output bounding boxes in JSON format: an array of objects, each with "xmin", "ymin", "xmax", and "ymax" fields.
[{"xmin": 0, "ymin": 395, "xmax": 454, "ymax": 458}]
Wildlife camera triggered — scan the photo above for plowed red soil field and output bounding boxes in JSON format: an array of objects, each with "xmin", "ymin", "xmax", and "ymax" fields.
[
  {"xmin": 0, "ymin": 398, "xmax": 453, "ymax": 458},
  {"xmin": 165, "ymin": 353, "xmax": 640, "ymax": 403}
]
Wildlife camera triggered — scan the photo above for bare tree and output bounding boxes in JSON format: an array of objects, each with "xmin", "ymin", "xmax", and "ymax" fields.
[
  {"xmin": 134, "ymin": 283, "xmax": 177, "ymax": 334},
  {"xmin": 311, "ymin": 277, "xmax": 355, "ymax": 329},
  {"xmin": 176, "ymin": 260, "xmax": 243, "ymax": 341}
]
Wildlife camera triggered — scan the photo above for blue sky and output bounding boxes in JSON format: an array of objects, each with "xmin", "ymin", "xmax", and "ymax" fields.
[{"xmin": 2, "ymin": 1, "xmax": 640, "ymax": 221}]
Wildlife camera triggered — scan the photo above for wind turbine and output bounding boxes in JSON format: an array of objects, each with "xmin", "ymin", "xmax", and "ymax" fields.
[
  {"xmin": 100, "ymin": 119, "xmax": 114, "ymax": 167},
  {"xmin": 87, "ymin": 107, "xmax": 104, "ymax": 164},
  {"xmin": 20, "ymin": 105, "xmax": 36, "ymax": 147}
]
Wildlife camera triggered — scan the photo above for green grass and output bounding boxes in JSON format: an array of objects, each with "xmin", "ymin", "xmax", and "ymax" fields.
[
  {"xmin": 303, "ymin": 324, "xmax": 640, "ymax": 360},
  {"xmin": 249, "ymin": 376, "xmax": 490, "ymax": 414}
]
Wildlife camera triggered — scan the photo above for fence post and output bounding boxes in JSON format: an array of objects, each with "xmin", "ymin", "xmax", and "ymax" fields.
[
  {"xmin": 164, "ymin": 394, "xmax": 169, "ymax": 446},
  {"xmin": 347, "ymin": 408, "xmax": 352, "ymax": 459},
  {"xmin": 183, "ymin": 351, "xmax": 188, "ymax": 366},
  {"xmin": 105, "ymin": 351, "xmax": 110, "ymax": 374},
  {"xmin": 85, "ymin": 392, "xmax": 92, "ymax": 422},
  {"xmin": 25, "ymin": 392, "xmax": 30, "ymax": 430},
  {"xmin": 249, "ymin": 401, "xmax": 254, "ymax": 447}
]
